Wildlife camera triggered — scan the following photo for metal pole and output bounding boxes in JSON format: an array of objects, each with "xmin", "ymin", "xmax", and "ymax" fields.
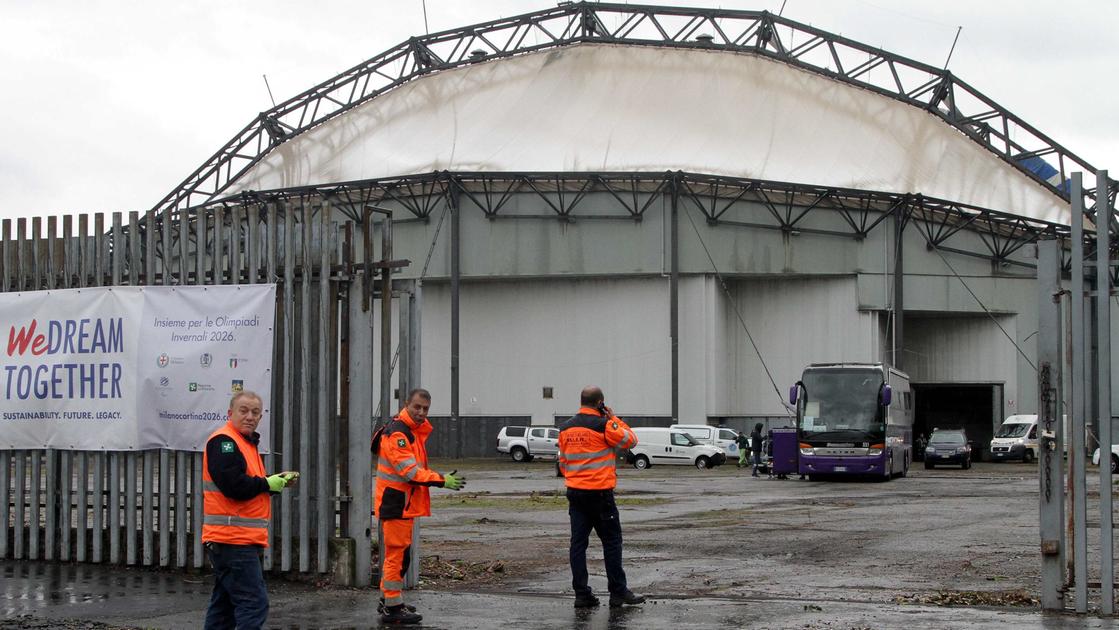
[
  {"xmin": 670, "ymin": 175, "xmax": 679, "ymax": 422},
  {"xmin": 346, "ymin": 273, "xmax": 374, "ymax": 586},
  {"xmin": 381, "ymin": 212, "xmax": 394, "ymax": 425},
  {"xmin": 1070, "ymin": 173, "xmax": 1088, "ymax": 612},
  {"xmin": 1037, "ymin": 238, "xmax": 1064, "ymax": 610},
  {"xmin": 450, "ymin": 180, "xmax": 462, "ymax": 457},
  {"xmin": 1097, "ymin": 169, "xmax": 1114, "ymax": 615},
  {"xmin": 893, "ymin": 203, "xmax": 905, "ymax": 371}
]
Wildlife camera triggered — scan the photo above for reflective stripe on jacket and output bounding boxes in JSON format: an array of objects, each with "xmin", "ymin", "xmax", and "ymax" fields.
[
  {"xmin": 202, "ymin": 422, "xmax": 271, "ymax": 546},
  {"xmin": 374, "ymin": 408, "xmax": 444, "ymax": 520},
  {"xmin": 558, "ymin": 407, "xmax": 638, "ymax": 490}
]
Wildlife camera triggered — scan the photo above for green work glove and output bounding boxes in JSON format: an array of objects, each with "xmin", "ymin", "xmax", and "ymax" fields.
[
  {"xmin": 443, "ymin": 470, "xmax": 466, "ymax": 491},
  {"xmin": 266, "ymin": 474, "xmax": 288, "ymax": 492}
]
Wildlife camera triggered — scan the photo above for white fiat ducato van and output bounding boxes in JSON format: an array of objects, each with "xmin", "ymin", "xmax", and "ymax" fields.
[{"xmin": 627, "ymin": 427, "xmax": 726, "ymax": 470}]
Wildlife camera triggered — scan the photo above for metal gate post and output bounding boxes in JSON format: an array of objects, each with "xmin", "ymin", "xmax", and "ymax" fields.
[
  {"xmin": 1037, "ymin": 238, "xmax": 1065, "ymax": 610},
  {"xmin": 1097, "ymin": 170, "xmax": 1114, "ymax": 615},
  {"xmin": 1070, "ymin": 173, "xmax": 1088, "ymax": 612},
  {"xmin": 346, "ymin": 277, "xmax": 374, "ymax": 586}
]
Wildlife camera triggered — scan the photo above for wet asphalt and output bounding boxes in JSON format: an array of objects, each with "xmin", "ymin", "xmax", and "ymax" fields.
[
  {"xmin": 4, "ymin": 459, "xmax": 1119, "ymax": 628},
  {"xmin": 1, "ymin": 559, "xmax": 1118, "ymax": 629}
]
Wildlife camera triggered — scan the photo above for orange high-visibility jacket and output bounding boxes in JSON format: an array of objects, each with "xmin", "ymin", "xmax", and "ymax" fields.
[
  {"xmin": 374, "ymin": 409, "xmax": 444, "ymax": 520},
  {"xmin": 202, "ymin": 422, "xmax": 271, "ymax": 547},
  {"xmin": 558, "ymin": 407, "xmax": 638, "ymax": 490}
]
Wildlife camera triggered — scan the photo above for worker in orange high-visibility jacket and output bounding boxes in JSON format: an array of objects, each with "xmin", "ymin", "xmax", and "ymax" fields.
[
  {"xmin": 557, "ymin": 386, "xmax": 646, "ymax": 610},
  {"xmin": 202, "ymin": 390, "xmax": 297, "ymax": 630},
  {"xmin": 373, "ymin": 388, "xmax": 466, "ymax": 626}
]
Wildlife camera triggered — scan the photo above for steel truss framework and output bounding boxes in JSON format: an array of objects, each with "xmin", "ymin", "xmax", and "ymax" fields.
[
  {"xmin": 199, "ymin": 171, "xmax": 1066, "ymax": 272},
  {"xmin": 151, "ymin": 2, "xmax": 1115, "ymax": 223}
]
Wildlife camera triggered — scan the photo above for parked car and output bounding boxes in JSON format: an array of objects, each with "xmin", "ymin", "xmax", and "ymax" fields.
[
  {"xmin": 496, "ymin": 426, "xmax": 559, "ymax": 462},
  {"xmin": 670, "ymin": 424, "xmax": 741, "ymax": 457},
  {"xmin": 989, "ymin": 414, "xmax": 1038, "ymax": 463},
  {"xmin": 1093, "ymin": 445, "xmax": 1119, "ymax": 474},
  {"xmin": 626, "ymin": 427, "xmax": 726, "ymax": 470},
  {"xmin": 924, "ymin": 429, "xmax": 972, "ymax": 469}
]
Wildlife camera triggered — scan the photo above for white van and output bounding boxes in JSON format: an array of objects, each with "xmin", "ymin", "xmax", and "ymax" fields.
[
  {"xmin": 670, "ymin": 424, "xmax": 741, "ymax": 457},
  {"xmin": 627, "ymin": 427, "xmax": 726, "ymax": 470},
  {"xmin": 989, "ymin": 415, "xmax": 1037, "ymax": 463}
]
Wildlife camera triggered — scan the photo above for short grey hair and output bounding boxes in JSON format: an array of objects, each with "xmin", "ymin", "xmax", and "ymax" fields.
[{"xmin": 229, "ymin": 390, "xmax": 263, "ymax": 410}]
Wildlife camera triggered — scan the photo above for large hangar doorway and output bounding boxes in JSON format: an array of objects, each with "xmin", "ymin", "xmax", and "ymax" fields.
[{"xmin": 912, "ymin": 384, "xmax": 1002, "ymax": 461}]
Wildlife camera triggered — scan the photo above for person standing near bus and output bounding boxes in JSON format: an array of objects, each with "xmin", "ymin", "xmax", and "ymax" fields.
[
  {"xmin": 558, "ymin": 386, "xmax": 646, "ymax": 609},
  {"xmin": 374, "ymin": 388, "xmax": 466, "ymax": 625},
  {"xmin": 750, "ymin": 422, "xmax": 765, "ymax": 477}
]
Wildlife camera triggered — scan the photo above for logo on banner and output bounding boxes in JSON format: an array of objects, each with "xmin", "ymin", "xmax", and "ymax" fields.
[
  {"xmin": 200, "ymin": 353, "xmax": 212, "ymax": 368},
  {"xmin": 231, "ymin": 379, "xmax": 244, "ymax": 393},
  {"xmin": 188, "ymin": 382, "xmax": 197, "ymax": 392},
  {"xmin": 157, "ymin": 353, "xmax": 169, "ymax": 368},
  {"xmin": 229, "ymin": 358, "xmax": 238, "ymax": 369},
  {"xmin": 159, "ymin": 377, "xmax": 169, "ymax": 387}
]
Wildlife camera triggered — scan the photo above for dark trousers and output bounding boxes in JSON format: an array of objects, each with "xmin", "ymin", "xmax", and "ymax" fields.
[
  {"xmin": 567, "ymin": 487, "xmax": 627, "ymax": 597},
  {"xmin": 752, "ymin": 450, "xmax": 763, "ymax": 475},
  {"xmin": 204, "ymin": 542, "xmax": 268, "ymax": 630}
]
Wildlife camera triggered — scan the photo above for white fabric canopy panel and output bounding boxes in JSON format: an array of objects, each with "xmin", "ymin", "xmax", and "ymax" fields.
[{"xmin": 224, "ymin": 43, "xmax": 1068, "ymax": 225}]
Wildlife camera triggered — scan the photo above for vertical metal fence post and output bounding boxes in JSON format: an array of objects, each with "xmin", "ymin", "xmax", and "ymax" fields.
[
  {"xmin": 282, "ymin": 204, "xmax": 295, "ymax": 572},
  {"xmin": 43, "ymin": 217, "xmax": 58, "ymax": 562},
  {"xmin": 0, "ymin": 219, "xmax": 11, "ymax": 560},
  {"xmin": 1038, "ymin": 239, "xmax": 1065, "ymax": 610},
  {"xmin": 143, "ymin": 210, "xmax": 156, "ymax": 567},
  {"xmin": 317, "ymin": 206, "xmax": 331, "ymax": 572},
  {"xmin": 29, "ymin": 217, "xmax": 42, "ymax": 561},
  {"xmin": 193, "ymin": 209, "xmax": 207, "ymax": 569},
  {"xmin": 300, "ymin": 204, "xmax": 313, "ymax": 572},
  {"xmin": 1098, "ymin": 170, "xmax": 1114, "ymax": 615},
  {"xmin": 1070, "ymin": 173, "xmax": 1088, "ymax": 612}
]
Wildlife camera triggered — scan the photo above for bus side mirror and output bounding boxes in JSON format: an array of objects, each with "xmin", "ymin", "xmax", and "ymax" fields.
[
  {"xmin": 881, "ymin": 385, "xmax": 892, "ymax": 407},
  {"xmin": 789, "ymin": 385, "xmax": 798, "ymax": 405}
]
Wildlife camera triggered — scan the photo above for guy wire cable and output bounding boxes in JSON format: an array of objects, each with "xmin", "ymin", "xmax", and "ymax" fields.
[
  {"xmin": 930, "ymin": 245, "xmax": 1037, "ymax": 372},
  {"xmin": 681, "ymin": 202, "xmax": 794, "ymax": 415}
]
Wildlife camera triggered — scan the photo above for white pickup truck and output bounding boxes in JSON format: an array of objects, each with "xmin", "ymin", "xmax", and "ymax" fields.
[{"xmin": 496, "ymin": 426, "xmax": 559, "ymax": 462}]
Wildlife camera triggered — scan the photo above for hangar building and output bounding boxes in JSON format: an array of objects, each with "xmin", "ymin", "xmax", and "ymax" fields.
[{"xmin": 153, "ymin": 3, "xmax": 1111, "ymax": 458}]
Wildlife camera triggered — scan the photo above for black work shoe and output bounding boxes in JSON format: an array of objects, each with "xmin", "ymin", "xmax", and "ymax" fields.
[
  {"xmin": 573, "ymin": 594, "xmax": 601, "ymax": 608},
  {"xmin": 609, "ymin": 591, "xmax": 646, "ymax": 607},
  {"xmin": 377, "ymin": 599, "xmax": 417, "ymax": 615},
  {"xmin": 380, "ymin": 604, "xmax": 423, "ymax": 625}
]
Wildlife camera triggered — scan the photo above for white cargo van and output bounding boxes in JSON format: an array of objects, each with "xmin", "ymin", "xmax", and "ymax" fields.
[
  {"xmin": 627, "ymin": 427, "xmax": 726, "ymax": 470},
  {"xmin": 670, "ymin": 424, "xmax": 741, "ymax": 457},
  {"xmin": 989, "ymin": 415, "xmax": 1037, "ymax": 463}
]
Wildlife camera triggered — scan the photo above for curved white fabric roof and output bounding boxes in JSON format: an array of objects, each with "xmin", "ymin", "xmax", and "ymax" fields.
[{"xmin": 224, "ymin": 44, "xmax": 1068, "ymax": 225}]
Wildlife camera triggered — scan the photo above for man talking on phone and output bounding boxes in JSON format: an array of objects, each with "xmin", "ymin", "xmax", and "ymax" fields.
[{"xmin": 557, "ymin": 386, "xmax": 646, "ymax": 609}]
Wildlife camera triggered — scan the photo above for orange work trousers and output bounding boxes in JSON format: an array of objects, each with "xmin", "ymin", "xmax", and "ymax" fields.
[{"xmin": 379, "ymin": 518, "xmax": 414, "ymax": 606}]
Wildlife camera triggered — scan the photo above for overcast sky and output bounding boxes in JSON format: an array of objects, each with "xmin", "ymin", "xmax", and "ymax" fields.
[{"xmin": 0, "ymin": 0, "xmax": 1115, "ymax": 221}]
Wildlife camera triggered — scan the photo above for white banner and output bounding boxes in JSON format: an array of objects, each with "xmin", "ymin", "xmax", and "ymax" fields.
[{"xmin": 0, "ymin": 284, "xmax": 276, "ymax": 451}]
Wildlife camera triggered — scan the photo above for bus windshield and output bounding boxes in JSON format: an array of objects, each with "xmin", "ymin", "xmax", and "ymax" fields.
[{"xmin": 800, "ymin": 369, "xmax": 883, "ymax": 440}]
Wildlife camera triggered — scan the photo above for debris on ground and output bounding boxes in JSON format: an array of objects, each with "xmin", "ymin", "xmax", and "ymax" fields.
[
  {"xmin": 418, "ymin": 555, "xmax": 510, "ymax": 588},
  {"xmin": 893, "ymin": 589, "xmax": 1039, "ymax": 607},
  {"xmin": 0, "ymin": 615, "xmax": 139, "ymax": 629}
]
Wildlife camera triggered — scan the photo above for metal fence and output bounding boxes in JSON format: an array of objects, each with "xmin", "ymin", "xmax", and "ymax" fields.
[{"xmin": 0, "ymin": 205, "xmax": 382, "ymax": 582}]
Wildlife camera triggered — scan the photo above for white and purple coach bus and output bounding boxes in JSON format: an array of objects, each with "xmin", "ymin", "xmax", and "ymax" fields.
[{"xmin": 789, "ymin": 363, "xmax": 913, "ymax": 480}]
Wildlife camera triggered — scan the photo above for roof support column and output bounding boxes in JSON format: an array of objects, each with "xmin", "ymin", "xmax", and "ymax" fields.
[
  {"xmin": 670, "ymin": 173, "xmax": 680, "ymax": 422},
  {"xmin": 449, "ymin": 175, "xmax": 462, "ymax": 458},
  {"xmin": 892, "ymin": 200, "xmax": 907, "ymax": 370}
]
